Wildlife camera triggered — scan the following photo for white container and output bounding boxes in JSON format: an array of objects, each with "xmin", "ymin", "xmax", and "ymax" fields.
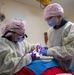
[{"xmin": 56, "ymin": 73, "xmax": 72, "ymax": 75}]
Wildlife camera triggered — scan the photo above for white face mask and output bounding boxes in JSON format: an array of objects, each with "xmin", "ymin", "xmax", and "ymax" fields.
[{"xmin": 47, "ymin": 19, "xmax": 58, "ymax": 27}]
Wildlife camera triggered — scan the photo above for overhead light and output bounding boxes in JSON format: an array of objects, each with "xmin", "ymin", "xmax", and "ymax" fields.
[
  {"xmin": 0, "ymin": 0, "xmax": 5, "ymax": 22},
  {"xmin": 36, "ymin": 0, "xmax": 52, "ymax": 9},
  {"xmin": 0, "ymin": 12, "xmax": 5, "ymax": 22}
]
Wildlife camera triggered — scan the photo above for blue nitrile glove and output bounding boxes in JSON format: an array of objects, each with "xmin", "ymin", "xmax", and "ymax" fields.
[
  {"xmin": 36, "ymin": 45, "xmax": 43, "ymax": 54},
  {"xmin": 30, "ymin": 52, "xmax": 36, "ymax": 61},
  {"xmin": 30, "ymin": 50, "xmax": 40, "ymax": 61},
  {"xmin": 40, "ymin": 46, "xmax": 48, "ymax": 56}
]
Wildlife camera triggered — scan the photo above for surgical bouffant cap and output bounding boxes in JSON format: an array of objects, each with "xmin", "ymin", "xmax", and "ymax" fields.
[
  {"xmin": 2, "ymin": 20, "xmax": 25, "ymax": 37},
  {"xmin": 44, "ymin": 3, "xmax": 64, "ymax": 19}
]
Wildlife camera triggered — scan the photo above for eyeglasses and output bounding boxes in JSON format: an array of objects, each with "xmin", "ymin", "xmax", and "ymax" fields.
[
  {"xmin": 46, "ymin": 16, "xmax": 53, "ymax": 21},
  {"xmin": 16, "ymin": 33, "xmax": 28, "ymax": 38},
  {"xmin": 2, "ymin": 30, "xmax": 28, "ymax": 38}
]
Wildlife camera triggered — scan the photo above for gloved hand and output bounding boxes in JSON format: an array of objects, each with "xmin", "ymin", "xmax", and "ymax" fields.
[
  {"xmin": 30, "ymin": 50, "xmax": 40, "ymax": 61},
  {"xmin": 40, "ymin": 46, "xmax": 48, "ymax": 56},
  {"xmin": 36, "ymin": 45, "xmax": 43, "ymax": 54}
]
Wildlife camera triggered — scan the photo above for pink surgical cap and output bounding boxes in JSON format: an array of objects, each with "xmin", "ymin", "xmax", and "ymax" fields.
[
  {"xmin": 2, "ymin": 20, "xmax": 25, "ymax": 37},
  {"xmin": 43, "ymin": 3, "xmax": 64, "ymax": 19}
]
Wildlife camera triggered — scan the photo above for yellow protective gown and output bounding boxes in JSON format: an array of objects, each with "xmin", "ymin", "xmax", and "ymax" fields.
[
  {"xmin": 0, "ymin": 38, "xmax": 36, "ymax": 75},
  {"xmin": 47, "ymin": 21, "xmax": 74, "ymax": 70}
]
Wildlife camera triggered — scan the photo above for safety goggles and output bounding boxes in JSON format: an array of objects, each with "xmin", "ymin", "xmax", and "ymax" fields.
[
  {"xmin": 16, "ymin": 33, "xmax": 28, "ymax": 38},
  {"xmin": 2, "ymin": 30, "xmax": 28, "ymax": 38}
]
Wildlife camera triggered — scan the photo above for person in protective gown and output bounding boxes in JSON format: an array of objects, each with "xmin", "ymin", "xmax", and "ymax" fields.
[
  {"xmin": 0, "ymin": 20, "xmax": 41, "ymax": 75},
  {"xmin": 41, "ymin": 3, "xmax": 74, "ymax": 72}
]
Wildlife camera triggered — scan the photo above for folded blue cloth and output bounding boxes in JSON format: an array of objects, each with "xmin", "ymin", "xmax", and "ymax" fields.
[
  {"xmin": 69, "ymin": 68, "xmax": 74, "ymax": 72},
  {"xmin": 26, "ymin": 59, "xmax": 59, "ymax": 75}
]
